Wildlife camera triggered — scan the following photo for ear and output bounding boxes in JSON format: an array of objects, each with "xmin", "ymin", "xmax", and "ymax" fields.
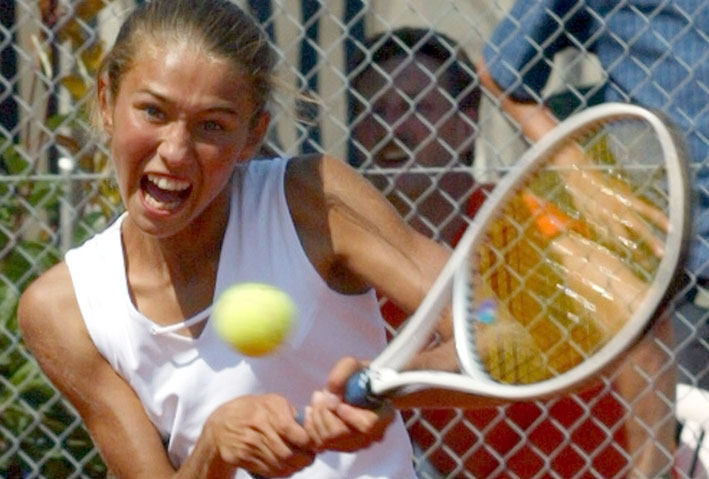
[
  {"xmin": 97, "ymin": 73, "xmax": 114, "ymax": 134},
  {"xmin": 461, "ymin": 104, "xmax": 478, "ymax": 126},
  {"xmin": 453, "ymin": 105, "xmax": 479, "ymax": 164},
  {"xmin": 454, "ymin": 104, "xmax": 478, "ymax": 142},
  {"xmin": 241, "ymin": 110, "xmax": 272, "ymax": 159}
]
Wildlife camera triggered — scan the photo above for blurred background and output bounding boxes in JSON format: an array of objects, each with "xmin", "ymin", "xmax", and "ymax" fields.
[{"xmin": 0, "ymin": 1, "xmax": 707, "ymax": 478}]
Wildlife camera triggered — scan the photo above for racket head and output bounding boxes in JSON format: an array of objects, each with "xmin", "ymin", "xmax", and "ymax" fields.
[
  {"xmin": 349, "ymin": 103, "xmax": 690, "ymax": 405},
  {"xmin": 452, "ymin": 103, "xmax": 690, "ymax": 398}
]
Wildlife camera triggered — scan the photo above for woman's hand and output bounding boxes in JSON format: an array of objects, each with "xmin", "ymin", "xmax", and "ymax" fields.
[
  {"xmin": 303, "ymin": 357, "xmax": 394, "ymax": 452},
  {"xmin": 202, "ymin": 394, "xmax": 315, "ymax": 478}
]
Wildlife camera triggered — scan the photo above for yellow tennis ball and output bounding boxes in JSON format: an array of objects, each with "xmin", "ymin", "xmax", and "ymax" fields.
[{"xmin": 213, "ymin": 283, "xmax": 296, "ymax": 357}]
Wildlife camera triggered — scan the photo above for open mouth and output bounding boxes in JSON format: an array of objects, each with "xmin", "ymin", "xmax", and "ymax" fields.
[
  {"xmin": 377, "ymin": 145, "xmax": 409, "ymax": 165},
  {"xmin": 141, "ymin": 173, "xmax": 192, "ymax": 210}
]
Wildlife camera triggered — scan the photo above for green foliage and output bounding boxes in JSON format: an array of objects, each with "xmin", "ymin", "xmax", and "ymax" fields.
[
  {"xmin": 0, "ymin": 1, "xmax": 120, "ymax": 477},
  {"xmin": 0, "ymin": 160, "xmax": 109, "ymax": 478}
]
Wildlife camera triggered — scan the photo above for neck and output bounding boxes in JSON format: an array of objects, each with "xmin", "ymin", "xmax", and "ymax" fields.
[{"xmin": 122, "ymin": 191, "xmax": 230, "ymax": 283}]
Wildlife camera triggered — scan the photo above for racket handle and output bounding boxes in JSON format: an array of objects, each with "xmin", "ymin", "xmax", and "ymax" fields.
[{"xmin": 344, "ymin": 369, "xmax": 385, "ymax": 409}]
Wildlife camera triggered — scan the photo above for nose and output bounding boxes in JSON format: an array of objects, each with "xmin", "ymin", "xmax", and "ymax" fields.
[
  {"xmin": 392, "ymin": 108, "xmax": 427, "ymax": 149},
  {"xmin": 157, "ymin": 121, "xmax": 193, "ymax": 166}
]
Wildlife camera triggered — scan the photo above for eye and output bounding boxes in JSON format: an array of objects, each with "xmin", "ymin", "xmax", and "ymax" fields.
[
  {"xmin": 202, "ymin": 120, "xmax": 224, "ymax": 132},
  {"xmin": 415, "ymin": 100, "xmax": 433, "ymax": 115},
  {"xmin": 142, "ymin": 104, "xmax": 165, "ymax": 120}
]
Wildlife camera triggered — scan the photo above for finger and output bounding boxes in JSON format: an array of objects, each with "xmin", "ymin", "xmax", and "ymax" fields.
[
  {"xmin": 334, "ymin": 401, "xmax": 394, "ymax": 435},
  {"xmin": 606, "ymin": 174, "xmax": 669, "ymax": 233},
  {"xmin": 572, "ymin": 185, "xmax": 665, "ymax": 259},
  {"xmin": 279, "ymin": 448, "xmax": 316, "ymax": 476},
  {"xmin": 588, "ymin": 168, "xmax": 669, "ymax": 233},
  {"xmin": 259, "ymin": 429, "xmax": 295, "ymax": 469},
  {"xmin": 314, "ymin": 406, "xmax": 350, "ymax": 442},
  {"xmin": 587, "ymin": 178, "xmax": 666, "ymax": 256},
  {"xmin": 231, "ymin": 431, "xmax": 286, "ymax": 477},
  {"xmin": 258, "ymin": 395, "xmax": 312, "ymax": 450},
  {"xmin": 562, "ymin": 168, "xmax": 667, "ymax": 253},
  {"xmin": 302, "ymin": 406, "xmax": 325, "ymax": 450},
  {"xmin": 303, "ymin": 393, "xmax": 329, "ymax": 447},
  {"xmin": 257, "ymin": 397, "xmax": 313, "ymax": 468},
  {"xmin": 327, "ymin": 357, "xmax": 366, "ymax": 396},
  {"xmin": 629, "ymin": 195, "xmax": 669, "ymax": 232},
  {"xmin": 308, "ymin": 391, "xmax": 347, "ymax": 440},
  {"xmin": 605, "ymin": 212, "xmax": 645, "ymax": 253},
  {"xmin": 611, "ymin": 209, "xmax": 664, "ymax": 258},
  {"xmin": 248, "ymin": 448, "xmax": 313, "ymax": 479},
  {"xmin": 278, "ymin": 412, "xmax": 312, "ymax": 451},
  {"xmin": 253, "ymin": 428, "xmax": 313, "ymax": 478}
]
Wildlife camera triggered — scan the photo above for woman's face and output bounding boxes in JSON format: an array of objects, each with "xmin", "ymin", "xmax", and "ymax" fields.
[{"xmin": 99, "ymin": 42, "xmax": 268, "ymax": 238}]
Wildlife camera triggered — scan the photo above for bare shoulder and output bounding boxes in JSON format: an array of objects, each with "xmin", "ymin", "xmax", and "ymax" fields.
[
  {"xmin": 19, "ymin": 263, "xmax": 179, "ymax": 477},
  {"xmin": 18, "ymin": 262, "xmax": 97, "ymax": 389},
  {"xmin": 286, "ymin": 153, "xmax": 381, "ymax": 197},
  {"xmin": 284, "ymin": 154, "xmax": 372, "ymax": 292},
  {"xmin": 19, "ymin": 262, "xmax": 81, "ymax": 341},
  {"xmin": 283, "ymin": 154, "xmax": 326, "ymax": 216},
  {"xmin": 284, "ymin": 154, "xmax": 362, "ymax": 200},
  {"xmin": 284, "ymin": 155, "xmax": 449, "ymax": 307},
  {"xmin": 285, "ymin": 154, "xmax": 402, "ymax": 232}
]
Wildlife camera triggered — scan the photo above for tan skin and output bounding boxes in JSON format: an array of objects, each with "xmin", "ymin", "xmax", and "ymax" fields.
[{"xmin": 18, "ymin": 41, "xmax": 457, "ymax": 479}]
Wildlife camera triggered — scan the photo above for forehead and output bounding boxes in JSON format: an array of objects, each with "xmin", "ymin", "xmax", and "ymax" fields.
[
  {"xmin": 119, "ymin": 42, "xmax": 256, "ymax": 109},
  {"xmin": 130, "ymin": 40, "xmax": 237, "ymax": 80},
  {"xmin": 355, "ymin": 54, "xmax": 449, "ymax": 98}
]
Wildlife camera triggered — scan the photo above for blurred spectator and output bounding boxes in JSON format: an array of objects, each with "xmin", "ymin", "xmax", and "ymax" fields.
[{"xmin": 349, "ymin": 27, "xmax": 485, "ymax": 248}]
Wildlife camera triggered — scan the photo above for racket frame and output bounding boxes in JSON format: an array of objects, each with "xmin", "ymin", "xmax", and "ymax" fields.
[{"xmin": 363, "ymin": 103, "xmax": 690, "ymax": 402}]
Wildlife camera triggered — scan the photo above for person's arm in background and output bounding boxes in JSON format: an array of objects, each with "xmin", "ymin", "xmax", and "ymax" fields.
[{"xmin": 478, "ymin": 46, "xmax": 677, "ymax": 478}]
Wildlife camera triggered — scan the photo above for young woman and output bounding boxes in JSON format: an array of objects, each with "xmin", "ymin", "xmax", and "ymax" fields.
[{"xmin": 17, "ymin": 1, "xmax": 454, "ymax": 478}]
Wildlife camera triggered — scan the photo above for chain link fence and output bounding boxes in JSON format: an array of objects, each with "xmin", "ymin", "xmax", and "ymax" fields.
[{"xmin": 1, "ymin": 1, "xmax": 707, "ymax": 478}]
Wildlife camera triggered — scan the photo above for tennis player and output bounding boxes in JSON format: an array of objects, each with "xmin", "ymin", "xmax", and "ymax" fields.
[{"xmin": 16, "ymin": 1, "xmax": 460, "ymax": 478}]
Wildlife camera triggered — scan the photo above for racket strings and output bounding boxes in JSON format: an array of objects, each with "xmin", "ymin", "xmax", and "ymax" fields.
[{"xmin": 465, "ymin": 118, "xmax": 669, "ymax": 385}]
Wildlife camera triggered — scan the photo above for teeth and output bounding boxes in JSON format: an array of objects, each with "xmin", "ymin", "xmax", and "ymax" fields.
[
  {"xmin": 144, "ymin": 192, "xmax": 181, "ymax": 210},
  {"xmin": 382, "ymin": 151, "xmax": 407, "ymax": 162},
  {"xmin": 380, "ymin": 146, "xmax": 408, "ymax": 163},
  {"xmin": 146, "ymin": 173, "xmax": 190, "ymax": 191}
]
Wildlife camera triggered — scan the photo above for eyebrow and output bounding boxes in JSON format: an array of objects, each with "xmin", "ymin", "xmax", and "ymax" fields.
[{"xmin": 137, "ymin": 87, "xmax": 240, "ymax": 116}]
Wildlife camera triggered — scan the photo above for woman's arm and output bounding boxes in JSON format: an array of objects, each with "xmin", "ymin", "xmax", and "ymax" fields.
[
  {"xmin": 287, "ymin": 154, "xmax": 451, "ymax": 317},
  {"xmin": 287, "ymin": 154, "xmax": 486, "ymax": 445},
  {"xmin": 18, "ymin": 263, "xmax": 314, "ymax": 479},
  {"xmin": 19, "ymin": 263, "xmax": 179, "ymax": 479}
]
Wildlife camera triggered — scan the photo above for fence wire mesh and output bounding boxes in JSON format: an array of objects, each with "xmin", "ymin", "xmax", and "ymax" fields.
[{"xmin": 1, "ymin": 1, "xmax": 707, "ymax": 478}]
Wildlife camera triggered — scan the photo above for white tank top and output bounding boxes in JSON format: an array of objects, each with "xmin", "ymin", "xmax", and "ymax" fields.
[{"xmin": 65, "ymin": 158, "xmax": 416, "ymax": 478}]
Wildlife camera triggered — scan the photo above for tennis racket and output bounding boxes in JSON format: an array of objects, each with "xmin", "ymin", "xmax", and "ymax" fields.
[{"xmin": 345, "ymin": 102, "xmax": 690, "ymax": 408}]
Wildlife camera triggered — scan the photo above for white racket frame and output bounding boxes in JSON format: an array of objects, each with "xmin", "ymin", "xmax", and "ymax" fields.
[{"xmin": 366, "ymin": 103, "xmax": 689, "ymax": 401}]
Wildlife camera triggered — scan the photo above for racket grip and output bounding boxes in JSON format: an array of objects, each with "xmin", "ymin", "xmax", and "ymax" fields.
[{"xmin": 344, "ymin": 369, "xmax": 385, "ymax": 409}]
